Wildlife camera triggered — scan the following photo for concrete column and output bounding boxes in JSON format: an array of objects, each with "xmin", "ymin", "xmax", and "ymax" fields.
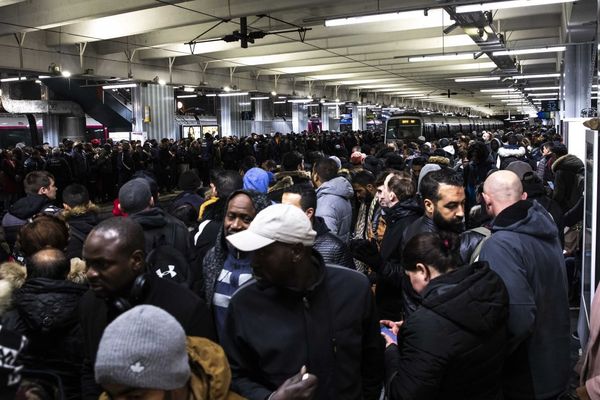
[
  {"xmin": 563, "ymin": 43, "xmax": 594, "ymax": 118},
  {"xmin": 219, "ymin": 94, "xmax": 251, "ymax": 137},
  {"xmin": 352, "ymin": 104, "xmax": 368, "ymax": 131},
  {"xmin": 292, "ymin": 103, "xmax": 308, "ymax": 133},
  {"xmin": 132, "ymin": 83, "xmax": 176, "ymax": 140},
  {"xmin": 321, "ymin": 104, "xmax": 329, "ymax": 131}
]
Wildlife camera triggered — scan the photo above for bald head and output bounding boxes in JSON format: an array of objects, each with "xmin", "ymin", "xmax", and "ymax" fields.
[{"xmin": 482, "ymin": 170, "xmax": 527, "ymax": 217}]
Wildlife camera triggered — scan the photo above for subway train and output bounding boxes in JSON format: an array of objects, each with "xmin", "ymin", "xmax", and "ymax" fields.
[
  {"xmin": 0, "ymin": 114, "xmax": 105, "ymax": 148},
  {"xmin": 385, "ymin": 112, "xmax": 505, "ymax": 143}
]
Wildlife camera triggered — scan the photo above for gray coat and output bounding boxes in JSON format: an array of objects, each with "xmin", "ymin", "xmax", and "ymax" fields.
[{"xmin": 315, "ymin": 176, "xmax": 354, "ymax": 243}]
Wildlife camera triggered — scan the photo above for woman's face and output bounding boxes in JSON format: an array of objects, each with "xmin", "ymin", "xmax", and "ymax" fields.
[{"xmin": 406, "ymin": 263, "xmax": 439, "ymax": 294}]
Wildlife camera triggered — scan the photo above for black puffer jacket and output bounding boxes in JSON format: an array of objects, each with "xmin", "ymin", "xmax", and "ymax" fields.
[
  {"xmin": 1, "ymin": 194, "xmax": 61, "ymax": 249},
  {"xmin": 313, "ymin": 217, "xmax": 356, "ymax": 269},
  {"xmin": 65, "ymin": 211, "xmax": 100, "ymax": 260},
  {"xmin": 552, "ymin": 154, "xmax": 584, "ymax": 212},
  {"xmin": 2, "ymin": 278, "xmax": 87, "ymax": 400},
  {"xmin": 129, "ymin": 207, "xmax": 191, "ymax": 258},
  {"xmin": 385, "ymin": 262, "xmax": 509, "ymax": 400},
  {"xmin": 377, "ymin": 198, "xmax": 423, "ymax": 321}
]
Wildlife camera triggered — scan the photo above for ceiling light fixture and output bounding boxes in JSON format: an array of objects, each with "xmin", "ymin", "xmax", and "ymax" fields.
[
  {"xmin": 205, "ymin": 93, "xmax": 217, "ymax": 97},
  {"xmin": 325, "ymin": 10, "xmax": 423, "ymax": 27},
  {"xmin": 493, "ymin": 46, "xmax": 566, "ymax": 56},
  {"xmin": 183, "ymin": 87, "xmax": 195, "ymax": 92},
  {"xmin": 455, "ymin": 76, "xmax": 501, "ymax": 82},
  {"xmin": 456, "ymin": 0, "xmax": 577, "ymax": 13},
  {"xmin": 0, "ymin": 77, "xmax": 26, "ymax": 82},
  {"xmin": 61, "ymin": 71, "xmax": 72, "ymax": 78},
  {"xmin": 218, "ymin": 92, "xmax": 249, "ymax": 97},
  {"xmin": 524, "ymin": 86, "xmax": 560, "ymax": 91},
  {"xmin": 273, "ymin": 101, "xmax": 286, "ymax": 104},
  {"xmin": 535, "ymin": 98, "xmax": 559, "ymax": 101},
  {"xmin": 527, "ymin": 92, "xmax": 559, "ymax": 97},
  {"xmin": 409, "ymin": 53, "xmax": 479, "ymax": 62},
  {"xmin": 480, "ymin": 88, "xmax": 518, "ymax": 92},
  {"xmin": 250, "ymin": 96, "xmax": 270, "ymax": 100},
  {"xmin": 511, "ymin": 73, "xmax": 561, "ymax": 79},
  {"xmin": 177, "ymin": 94, "xmax": 198, "ymax": 98},
  {"xmin": 102, "ymin": 83, "xmax": 138, "ymax": 89}
]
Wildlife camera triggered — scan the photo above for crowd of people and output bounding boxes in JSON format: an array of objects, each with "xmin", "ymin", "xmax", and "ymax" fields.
[{"xmin": 0, "ymin": 124, "xmax": 591, "ymax": 400}]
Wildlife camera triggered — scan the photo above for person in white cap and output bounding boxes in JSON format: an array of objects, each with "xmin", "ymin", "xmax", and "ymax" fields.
[{"xmin": 221, "ymin": 204, "xmax": 384, "ymax": 400}]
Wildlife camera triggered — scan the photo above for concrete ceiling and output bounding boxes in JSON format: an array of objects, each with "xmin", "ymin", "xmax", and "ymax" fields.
[{"xmin": 0, "ymin": 0, "xmax": 596, "ymax": 116}]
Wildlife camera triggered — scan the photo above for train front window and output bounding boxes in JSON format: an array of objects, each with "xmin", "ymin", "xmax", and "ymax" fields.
[{"xmin": 386, "ymin": 118, "xmax": 421, "ymax": 141}]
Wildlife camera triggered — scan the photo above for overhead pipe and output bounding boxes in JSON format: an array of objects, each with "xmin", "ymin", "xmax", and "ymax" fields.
[{"xmin": 0, "ymin": 82, "xmax": 84, "ymax": 117}]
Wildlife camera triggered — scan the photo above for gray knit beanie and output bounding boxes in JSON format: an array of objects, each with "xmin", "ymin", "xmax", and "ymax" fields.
[{"xmin": 95, "ymin": 305, "xmax": 190, "ymax": 390}]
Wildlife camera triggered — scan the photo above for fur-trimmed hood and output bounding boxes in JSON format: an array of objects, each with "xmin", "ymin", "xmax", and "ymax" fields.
[
  {"xmin": 427, "ymin": 155, "xmax": 451, "ymax": 166},
  {"xmin": 498, "ymin": 145, "xmax": 526, "ymax": 158},
  {"xmin": 552, "ymin": 154, "xmax": 584, "ymax": 174}
]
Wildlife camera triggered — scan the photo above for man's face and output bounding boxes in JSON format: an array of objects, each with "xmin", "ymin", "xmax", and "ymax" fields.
[
  {"xmin": 102, "ymin": 384, "xmax": 175, "ymax": 400},
  {"xmin": 353, "ymin": 184, "xmax": 369, "ymax": 203},
  {"xmin": 40, "ymin": 178, "xmax": 58, "ymax": 200},
  {"xmin": 83, "ymin": 231, "xmax": 141, "ymax": 298},
  {"xmin": 224, "ymin": 194, "xmax": 256, "ymax": 236},
  {"xmin": 430, "ymin": 184, "xmax": 466, "ymax": 233},
  {"xmin": 376, "ymin": 184, "xmax": 387, "ymax": 207},
  {"xmin": 252, "ymin": 242, "xmax": 296, "ymax": 287}
]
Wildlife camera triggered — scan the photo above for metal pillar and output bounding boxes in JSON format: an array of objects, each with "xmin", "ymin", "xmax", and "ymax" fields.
[
  {"xmin": 292, "ymin": 103, "xmax": 308, "ymax": 133},
  {"xmin": 563, "ymin": 44, "xmax": 594, "ymax": 118},
  {"xmin": 219, "ymin": 94, "xmax": 251, "ymax": 137},
  {"xmin": 132, "ymin": 83, "xmax": 176, "ymax": 140}
]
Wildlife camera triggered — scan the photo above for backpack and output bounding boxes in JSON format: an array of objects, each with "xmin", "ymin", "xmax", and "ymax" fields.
[
  {"xmin": 468, "ymin": 226, "xmax": 492, "ymax": 264},
  {"xmin": 144, "ymin": 223, "xmax": 191, "ymax": 287}
]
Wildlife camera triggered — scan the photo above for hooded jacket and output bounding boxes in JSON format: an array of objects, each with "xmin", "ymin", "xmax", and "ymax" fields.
[
  {"xmin": 315, "ymin": 176, "xmax": 354, "ymax": 242},
  {"xmin": 242, "ymin": 168, "xmax": 270, "ymax": 194},
  {"xmin": 1, "ymin": 194, "xmax": 61, "ymax": 249},
  {"xmin": 497, "ymin": 145, "xmax": 527, "ymax": 169},
  {"xmin": 313, "ymin": 216, "xmax": 356, "ymax": 269},
  {"xmin": 385, "ymin": 262, "xmax": 509, "ymax": 400},
  {"xmin": 129, "ymin": 207, "xmax": 191, "ymax": 258},
  {"xmin": 221, "ymin": 251, "xmax": 384, "ymax": 400},
  {"xmin": 479, "ymin": 200, "xmax": 570, "ymax": 400},
  {"xmin": 552, "ymin": 154, "xmax": 584, "ymax": 212},
  {"xmin": 201, "ymin": 190, "xmax": 271, "ymax": 306},
  {"xmin": 64, "ymin": 210, "xmax": 100, "ymax": 260},
  {"xmin": 2, "ymin": 278, "xmax": 88, "ymax": 400},
  {"xmin": 267, "ymin": 170, "xmax": 313, "ymax": 203}
]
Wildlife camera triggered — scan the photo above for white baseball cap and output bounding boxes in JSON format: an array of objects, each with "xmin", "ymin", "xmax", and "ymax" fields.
[{"xmin": 226, "ymin": 204, "xmax": 317, "ymax": 252}]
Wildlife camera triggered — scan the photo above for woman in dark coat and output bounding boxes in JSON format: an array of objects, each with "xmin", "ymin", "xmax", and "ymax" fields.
[{"xmin": 382, "ymin": 232, "xmax": 509, "ymax": 400}]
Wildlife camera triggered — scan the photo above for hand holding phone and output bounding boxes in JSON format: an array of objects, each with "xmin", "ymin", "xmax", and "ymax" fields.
[{"xmin": 380, "ymin": 326, "xmax": 397, "ymax": 344}]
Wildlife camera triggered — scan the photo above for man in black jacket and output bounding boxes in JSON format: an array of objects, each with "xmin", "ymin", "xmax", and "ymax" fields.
[
  {"xmin": 222, "ymin": 204, "xmax": 383, "ymax": 400},
  {"xmin": 118, "ymin": 178, "xmax": 192, "ymax": 285},
  {"xmin": 282, "ymin": 185, "xmax": 355, "ymax": 269},
  {"xmin": 2, "ymin": 248, "xmax": 87, "ymax": 400},
  {"xmin": 352, "ymin": 171, "xmax": 423, "ymax": 320},
  {"xmin": 79, "ymin": 217, "xmax": 215, "ymax": 400},
  {"xmin": 1, "ymin": 170, "xmax": 61, "ymax": 250}
]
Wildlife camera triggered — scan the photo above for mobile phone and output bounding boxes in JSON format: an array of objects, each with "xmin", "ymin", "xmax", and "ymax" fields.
[{"xmin": 380, "ymin": 326, "xmax": 397, "ymax": 343}]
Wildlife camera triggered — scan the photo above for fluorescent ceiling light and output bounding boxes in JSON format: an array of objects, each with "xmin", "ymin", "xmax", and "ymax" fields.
[
  {"xmin": 409, "ymin": 53, "xmax": 477, "ymax": 62},
  {"xmin": 535, "ymin": 98, "xmax": 559, "ymax": 101},
  {"xmin": 102, "ymin": 83, "xmax": 137, "ymax": 89},
  {"xmin": 524, "ymin": 86, "xmax": 560, "ymax": 91},
  {"xmin": 218, "ymin": 92, "xmax": 249, "ymax": 97},
  {"xmin": 205, "ymin": 94, "xmax": 217, "ymax": 97},
  {"xmin": 177, "ymin": 94, "xmax": 197, "ymax": 98},
  {"xmin": 325, "ymin": 10, "xmax": 423, "ymax": 27},
  {"xmin": 322, "ymin": 102, "xmax": 345, "ymax": 105},
  {"xmin": 0, "ymin": 77, "xmax": 26, "ymax": 82},
  {"xmin": 493, "ymin": 46, "xmax": 566, "ymax": 56},
  {"xmin": 273, "ymin": 101, "xmax": 286, "ymax": 104},
  {"xmin": 288, "ymin": 99, "xmax": 313, "ymax": 103},
  {"xmin": 38, "ymin": 75, "xmax": 51, "ymax": 79},
  {"xmin": 528, "ymin": 92, "xmax": 559, "ymax": 97},
  {"xmin": 480, "ymin": 88, "xmax": 518, "ymax": 92},
  {"xmin": 491, "ymin": 94, "xmax": 524, "ymax": 98},
  {"xmin": 511, "ymin": 73, "xmax": 561, "ymax": 79},
  {"xmin": 278, "ymin": 96, "xmax": 287, "ymax": 99},
  {"xmin": 183, "ymin": 87, "xmax": 195, "ymax": 92},
  {"xmin": 455, "ymin": 76, "xmax": 500, "ymax": 82},
  {"xmin": 239, "ymin": 102, "xmax": 251, "ymax": 106},
  {"xmin": 250, "ymin": 97, "xmax": 269, "ymax": 100},
  {"xmin": 456, "ymin": 0, "xmax": 577, "ymax": 13}
]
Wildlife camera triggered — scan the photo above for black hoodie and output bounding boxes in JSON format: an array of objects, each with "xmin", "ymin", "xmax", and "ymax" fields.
[
  {"xmin": 1, "ymin": 194, "xmax": 61, "ymax": 248},
  {"xmin": 385, "ymin": 262, "xmax": 509, "ymax": 400}
]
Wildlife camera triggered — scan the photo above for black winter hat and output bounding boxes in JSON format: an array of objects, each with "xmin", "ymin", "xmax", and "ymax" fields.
[{"xmin": 178, "ymin": 171, "xmax": 201, "ymax": 192}]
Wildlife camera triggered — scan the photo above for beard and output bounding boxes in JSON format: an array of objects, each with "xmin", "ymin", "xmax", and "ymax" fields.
[{"xmin": 433, "ymin": 209, "xmax": 465, "ymax": 234}]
